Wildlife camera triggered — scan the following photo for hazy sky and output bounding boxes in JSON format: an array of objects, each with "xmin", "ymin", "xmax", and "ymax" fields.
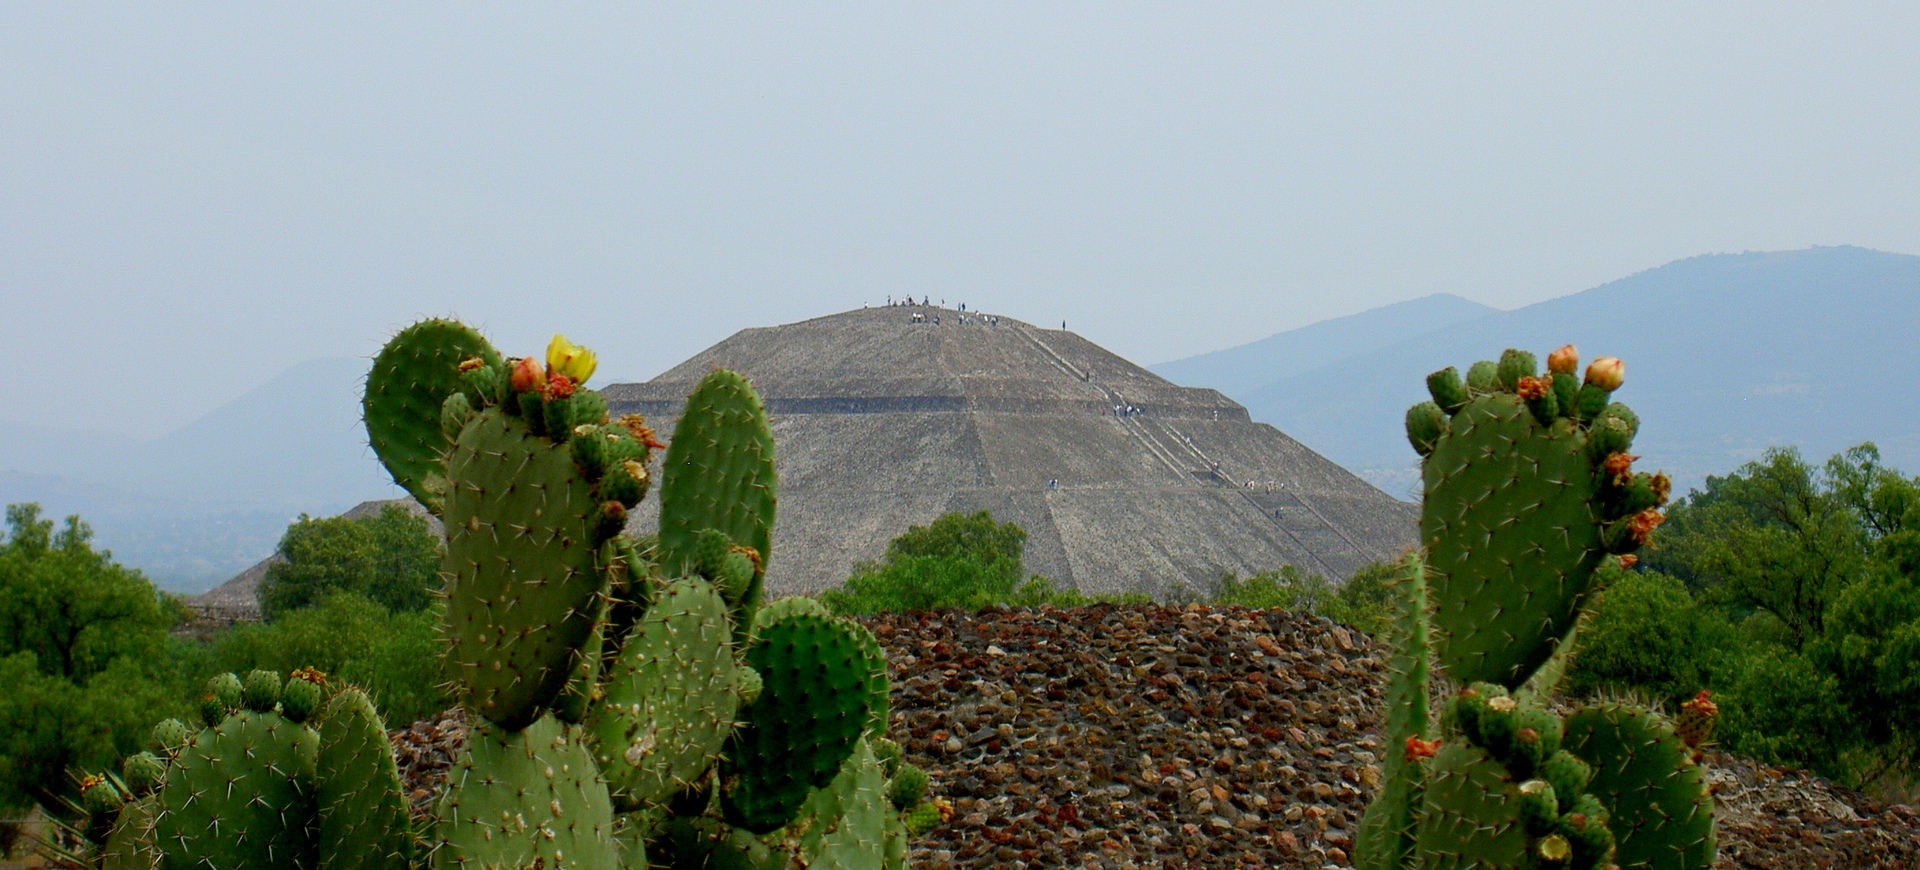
[{"xmin": 7, "ymin": 4, "xmax": 1920, "ymax": 439}]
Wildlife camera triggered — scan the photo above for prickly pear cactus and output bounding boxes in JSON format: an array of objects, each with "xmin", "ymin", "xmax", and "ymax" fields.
[
  {"xmin": 432, "ymin": 715, "xmax": 618, "ymax": 870},
  {"xmin": 1356, "ymin": 346, "xmax": 1713, "ymax": 870},
  {"xmin": 658, "ymin": 369, "xmax": 777, "ymax": 623},
  {"xmin": 587, "ymin": 575, "xmax": 748, "ymax": 810},
  {"xmin": 315, "ymin": 686, "xmax": 413, "ymax": 870},
  {"xmin": 73, "ymin": 321, "xmax": 923, "ymax": 870},
  {"xmin": 721, "ymin": 597, "xmax": 891, "ymax": 834},
  {"xmin": 364, "ymin": 318, "xmax": 501, "ymax": 513},
  {"xmin": 153, "ymin": 699, "xmax": 320, "ymax": 869}
]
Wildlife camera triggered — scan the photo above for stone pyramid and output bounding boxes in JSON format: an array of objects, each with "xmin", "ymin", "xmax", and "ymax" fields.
[{"xmin": 603, "ymin": 305, "xmax": 1416, "ymax": 598}]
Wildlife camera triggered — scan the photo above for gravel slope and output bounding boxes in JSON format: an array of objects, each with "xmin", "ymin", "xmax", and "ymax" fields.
[{"xmin": 392, "ymin": 603, "xmax": 1920, "ymax": 868}]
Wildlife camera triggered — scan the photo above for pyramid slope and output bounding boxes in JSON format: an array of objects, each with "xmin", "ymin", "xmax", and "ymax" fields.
[{"xmin": 604, "ymin": 306, "xmax": 1416, "ymax": 596}]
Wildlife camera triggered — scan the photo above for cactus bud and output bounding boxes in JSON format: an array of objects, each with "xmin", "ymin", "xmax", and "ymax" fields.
[
  {"xmin": 1559, "ymin": 794, "xmax": 1615, "ymax": 865},
  {"xmin": 459, "ymin": 357, "xmax": 505, "ymax": 407},
  {"xmin": 595, "ymin": 500, "xmax": 628, "ymax": 541},
  {"xmin": 1588, "ymin": 415, "xmax": 1635, "ymax": 459},
  {"xmin": 1518, "ymin": 779, "xmax": 1560, "ymax": 833},
  {"xmin": 1547, "ymin": 344, "xmax": 1579, "ymax": 375},
  {"xmin": 81, "ymin": 774, "xmax": 124, "ymax": 817},
  {"xmin": 1677, "ymin": 690, "xmax": 1719, "ymax": 752},
  {"xmin": 1405, "ymin": 401, "xmax": 1447, "ymax": 456},
  {"xmin": 1584, "ymin": 357, "xmax": 1624, "ymax": 391},
  {"xmin": 207, "ymin": 672, "xmax": 243, "ymax": 709},
  {"xmin": 1466, "ymin": 360, "xmax": 1500, "ymax": 394},
  {"xmin": 1551, "ymin": 371, "xmax": 1580, "ymax": 418},
  {"xmin": 1403, "ymin": 736, "xmax": 1440, "ymax": 762},
  {"xmin": 1445, "ymin": 686, "xmax": 1491, "ymax": 743},
  {"xmin": 1497, "ymin": 348, "xmax": 1538, "ymax": 392},
  {"xmin": 441, "ymin": 391, "xmax": 475, "ymax": 442},
  {"xmin": 1517, "ymin": 376, "xmax": 1559, "ymax": 425},
  {"xmin": 242, "ymin": 668, "xmax": 283, "ymax": 712},
  {"xmin": 1535, "ymin": 833, "xmax": 1572, "ymax": 864},
  {"xmin": 150, "ymin": 718, "xmax": 191, "ymax": 755},
  {"xmin": 1426, "ymin": 367, "xmax": 1469, "ymax": 413},
  {"xmin": 546, "ymin": 334, "xmax": 598, "ymax": 384},
  {"xmin": 737, "ymin": 664, "xmax": 763, "ymax": 705},
  {"xmin": 888, "ymin": 762, "xmax": 931, "ymax": 811},
  {"xmin": 198, "ymin": 692, "xmax": 226, "ymax": 727},
  {"xmin": 509, "ymin": 355, "xmax": 547, "ymax": 394},
  {"xmin": 123, "ymin": 751, "xmax": 166, "ymax": 795},
  {"xmin": 543, "ymin": 374, "xmax": 577, "ymax": 401},
  {"xmin": 1540, "ymin": 751, "xmax": 1593, "ymax": 812},
  {"xmin": 282, "ymin": 667, "xmax": 325, "ymax": 723}
]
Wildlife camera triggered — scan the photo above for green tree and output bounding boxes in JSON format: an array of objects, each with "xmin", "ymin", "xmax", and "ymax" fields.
[
  {"xmin": 820, "ymin": 511, "xmax": 1107, "ymax": 614},
  {"xmin": 258, "ymin": 504, "xmax": 438, "ymax": 619},
  {"xmin": 0, "ymin": 504, "xmax": 183, "ymax": 812},
  {"xmin": 1650, "ymin": 447, "xmax": 1868, "ymax": 649},
  {"xmin": 1567, "ymin": 568, "xmax": 1744, "ymax": 707},
  {"xmin": 206, "ymin": 592, "xmax": 449, "ymax": 726},
  {"xmin": 882, "ymin": 510, "xmax": 1027, "ymax": 574}
]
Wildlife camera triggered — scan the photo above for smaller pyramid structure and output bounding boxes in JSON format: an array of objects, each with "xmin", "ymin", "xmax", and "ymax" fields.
[{"xmin": 602, "ymin": 306, "xmax": 1417, "ymax": 598}]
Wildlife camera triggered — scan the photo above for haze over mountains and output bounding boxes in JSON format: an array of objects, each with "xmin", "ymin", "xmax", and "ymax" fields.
[
  {"xmin": 5, "ymin": 245, "xmax": 1911, "ymax": 591},
  {"xmin": 1152, "ymin": 246, "xmax": 1920, "ymax": 497},
  {"xmin": 0, "ymin": 357, "xmax": 401, "ymax": 591}
]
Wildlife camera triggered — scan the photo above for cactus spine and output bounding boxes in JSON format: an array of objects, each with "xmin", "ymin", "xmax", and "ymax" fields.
[{"xmin": 1357, "ymin": 346, "xmax": 1714, "ymax": 870}]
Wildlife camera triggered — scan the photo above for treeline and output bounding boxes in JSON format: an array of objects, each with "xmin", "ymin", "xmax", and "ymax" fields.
[
  {"xmin": 0, "ymin": 505, "xmax": 450, "ymax": 813},
  {"xmin": 7, "ymin": 443, "xmax": 1916, "ymax": 813}
]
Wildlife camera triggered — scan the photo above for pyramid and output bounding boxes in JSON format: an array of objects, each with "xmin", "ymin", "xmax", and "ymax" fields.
[{"xmin": 602, "ymin": 306, "xmax": 1417, "ymax": 598}]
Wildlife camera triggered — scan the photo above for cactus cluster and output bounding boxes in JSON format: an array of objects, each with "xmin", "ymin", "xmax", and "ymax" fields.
[
  {"xmin": 1359, "ymin": 347, "xmax": 1716, "ymax": 870},
  {"xmin": 70, "ymin": 320, "xmax": 939, "ymax": 869}
]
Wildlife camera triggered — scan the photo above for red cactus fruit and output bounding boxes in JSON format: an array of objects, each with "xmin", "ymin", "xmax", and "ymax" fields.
[{"xmin": 509, "ymin": 355, "xmax": 547, "ymax": 393}]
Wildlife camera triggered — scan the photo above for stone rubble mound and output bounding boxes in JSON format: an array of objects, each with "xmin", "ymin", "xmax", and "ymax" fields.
[{"xmin": 390, "ymin": 603, "xmax": 1920, "ymax": 868}]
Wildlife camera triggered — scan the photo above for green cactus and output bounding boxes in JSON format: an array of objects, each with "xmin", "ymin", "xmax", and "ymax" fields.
[
  {"xmin": 432, "ymin": 715, "xmax": 618, "ymax": 870},
  {"xmin": 316, "ymin": 687, "xmax": 413, "ymax": 870},
  {"xmin": 1563, "ymin": 704, "xmax": 1715, "ymax": 869},
  {"xmin": 778, "ymin": 738, "xmax": 893, "ymax": 870},
  {"xmin": 658, "ymin": 369, "xmax": 777, "ymax": 625},
  {"xmin": 1356, "ymin": 346, "xmax": 1712, "ymax": 870},
  {"xmin": 721, "ymin": 598, "xmax": 891, "ymax": 834},
  {"xmin": 77, "ymin": 318, "xmax": 923, "ymax": 870},
  {"xmin": 587, "ymin": 576, "xmax": 747, "ymax": 810},
  {"xmin": 153, "ymin": 705, "xmax": 320, "ymax": 870},
  {"xmin": 365, "ymin": 318, "xmax": 502, "ymax": 514}
]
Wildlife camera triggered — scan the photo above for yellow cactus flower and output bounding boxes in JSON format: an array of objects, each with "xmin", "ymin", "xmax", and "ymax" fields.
[{"xmin": 546, "ymin": 334, "xmax": 597, "ymax": 384}]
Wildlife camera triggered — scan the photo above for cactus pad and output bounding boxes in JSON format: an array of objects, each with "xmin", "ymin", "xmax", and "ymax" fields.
[
  {"xmin": 365, "ymin": 319, "xmax": 501, "ymax": 513},
  {"xmin": 785, "ymin": 738, "xmax": 892, "ymax": 870},
  {"xmin": 586, "ymin": 576, "xmax": 745, "ymax": 810},
  {"xmin": 153, "ymin": 710, "xmax": 319, "ymax": 870},
  {"xmin": 432, "ymin": 715, "xmax": 617, "ymax": 870},
  {"xmin": 1420, "ymin": 391, "xmax": 1608, "ymax": 688},
  {"xmin": 1563, "ymin": 704, "xmax": 1716, "ymax": 870},
  {"xmin": 442, "ymin": 406, "xmax": 608, "ymax": 730},
  {"xmin": 1413, "ymin": 741, "xmax": 1530, "ymax": 869},
  {"xmin": 721, "ymin": 603, "xmax": 889, "ymax": 834},
  {"xmin": 659, "ymin": 370, "xmax": 777, "ymax": 618},
  {"xmin": 315, "ymin": 688, "xmax": 412, "ymax": 870}
]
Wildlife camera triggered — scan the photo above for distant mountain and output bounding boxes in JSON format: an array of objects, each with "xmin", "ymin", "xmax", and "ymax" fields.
[
  {"xmin": 0, "ymin": 357, "xmax": 403, "ymax": 592},
  {"xmin": 1218, "ymin": 247, "xmax": 1920, "ymax": 496},
  {"xmin": 1151, "ymin": 293, "xmax": 1498, "ymax": 398}
]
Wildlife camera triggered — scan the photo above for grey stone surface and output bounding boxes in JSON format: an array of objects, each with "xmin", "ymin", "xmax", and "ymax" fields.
[{"xmin": 605, "ymin": 306, "xmax": 1416, "ymax": 597}]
